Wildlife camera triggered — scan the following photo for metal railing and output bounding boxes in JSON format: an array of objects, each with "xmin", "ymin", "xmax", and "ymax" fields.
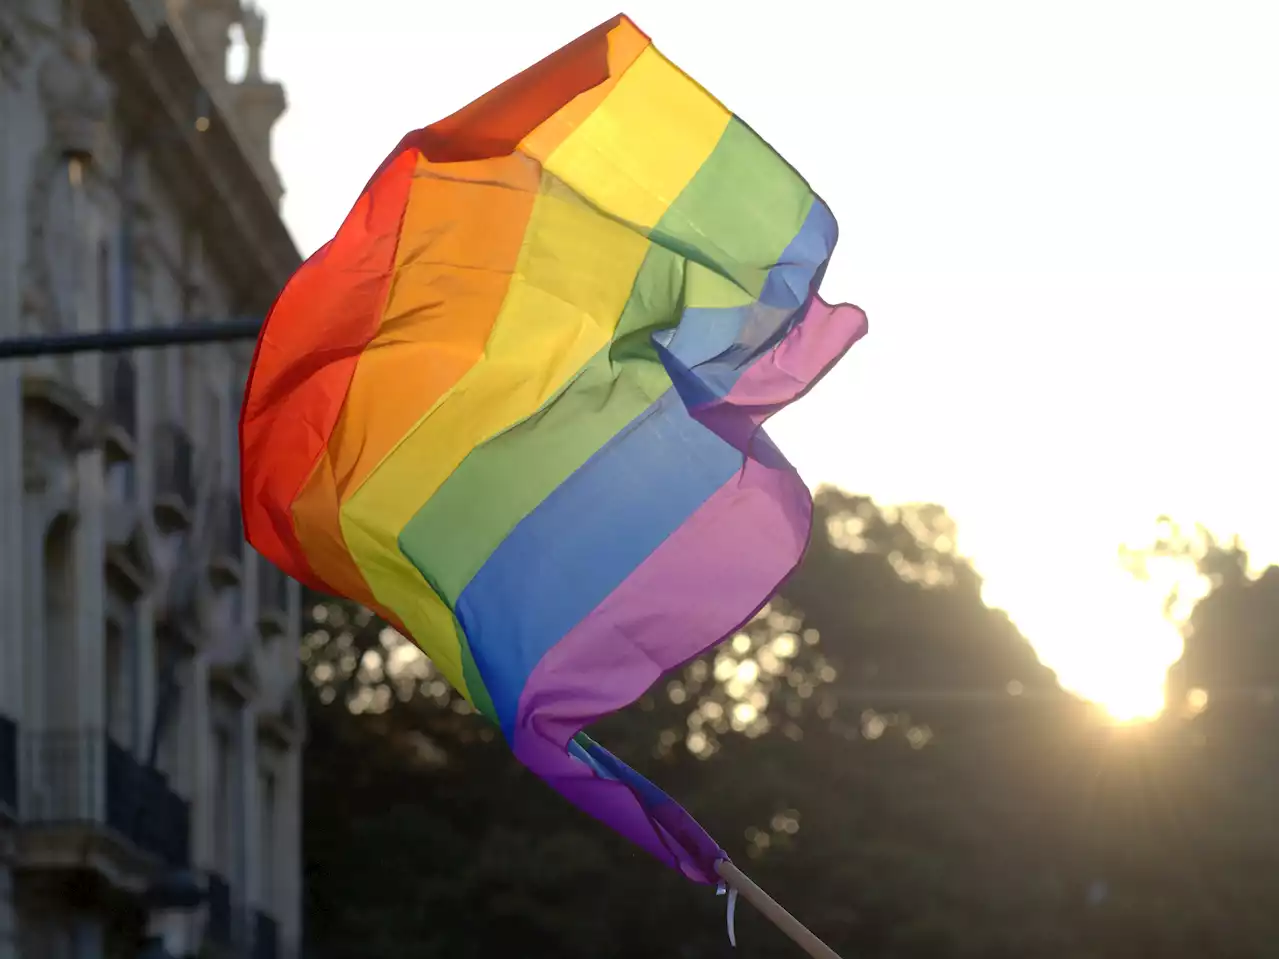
[
  {"xmin": 0, "ymin": 714, "xmax": 16, "ymax": 814},
  {"xmin": 21, "ymin": 729, "xmax": 191, "ymax": 868},
  {"xmin": 204, "ymin": 900, "xmax": 263, "ymax": 956},
  {"xmin": 206, "ymin": 872, "xmax": 234, "ymax": 948},
  {"xmin": 253, "ymin": 910, "xmax": 280, "ymax": 959},
  {"xmin": 154, "ymin": 421, "xmax": 196, "ymax": 513},
  {"xmin": 257, "ymin": 558, "xmax": 290, "ymax": 623},
  {"xmin": 211, "ymin": 489, "xmax": 244, "ymax": 567},
  {"xmin": 102, "ymin": 353, "xmax": 138, "ymax": 438}
]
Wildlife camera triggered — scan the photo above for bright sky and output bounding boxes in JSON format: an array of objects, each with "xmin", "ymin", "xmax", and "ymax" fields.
[{"xmin": 245, "ymin": 0, "xmax": 1279, "ymax": 720}]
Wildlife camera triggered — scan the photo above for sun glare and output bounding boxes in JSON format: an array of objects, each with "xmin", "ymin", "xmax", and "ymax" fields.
[
  {"xmin": 1092, "ymin": 672, "xmax": 1167, "ymax": 724},
  {"xmin": 950, "ymin": 534, "xmax": 1193, "ymax": 725}
]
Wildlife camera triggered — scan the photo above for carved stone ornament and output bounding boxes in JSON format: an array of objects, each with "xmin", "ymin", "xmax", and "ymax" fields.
[
  {"xmin": 0, "ymin": 3, "xmax": 30, "ymax": 86},
  {"xmin": 123, "ymin": 0, "xmax": 168, "ymax": 39},
  {"xmin": 22, "ymin": 149, "xmax": 79, "ymax": 334},
  {"xmin": 207, "ymin": 584, "xmax": 254, "ymax": 667},
  {"xmin": 180, "ymin": 0, "xmax": 240, "ymax": 83},
  {"xmin": 23, "ymin": 26, "xmax": 113, "ymax": 335},
  {"xmin": 21, "ymin": 407, "xmax": 75, "ymax": 504},
  {"xmin": 241, "ymin": 1, "xmax": 265, "ymax": 81},
  {"xmin": 37, "ymin": 23, "xmax": 110, "ymax": 161}
]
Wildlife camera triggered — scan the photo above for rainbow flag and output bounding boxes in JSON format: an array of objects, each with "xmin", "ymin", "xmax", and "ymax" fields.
[{"xmin": 241, "ymin": 14, "xmax": 866, "ymax": 884}]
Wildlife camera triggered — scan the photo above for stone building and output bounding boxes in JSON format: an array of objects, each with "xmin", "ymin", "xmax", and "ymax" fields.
[{"xmin": 0, "ymin": 2, "xmax": 303, "ymax": 957}]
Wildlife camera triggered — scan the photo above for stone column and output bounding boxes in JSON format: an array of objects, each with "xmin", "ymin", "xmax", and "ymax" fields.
[
  {"xmin": 133, "ymin": 213, "xmax": 157, "ymax": 509},
  {"xmin": 189, "ymin": 655, "xmax": 213, "ymax": 866},
  {"xmin": 135, "ymin": 598, "xmax": 156, "ymax": 760},
  {"xmin": 0, "ymin": 41, "xmax": 23, "ymax": 728},
  {"xmin": 72, "ymin": 450, "xmax": 105, "ymax": 729},
  {"xmin": 0, "ymin": 24, "xmax": 30, "ymax": 728},
  {"xmin": 238, "ymin": 704, "xmax": 259, "ymax": 908},
  {"xmin": 282, "ymin": 736, "xmax": 303, "ymax": 951},
  {"xmin": 21, "ymin": 505, "xmax": 45, "ymax": 739}
]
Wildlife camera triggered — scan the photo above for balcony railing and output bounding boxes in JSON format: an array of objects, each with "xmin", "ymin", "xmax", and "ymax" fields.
[
  {"xmin": 0, "ymin": 714, "xmax": 16, "ymax": 814},
  {"xmin": 101, "ymin": 353, "xmax": 137, "ymax": 442},
  {"xmin": 154, "ymin": 421, "xmax": 196, "ymax": 527},
  {"xmin": 21, "ymin": 729, "xmax": 191, "ymax": 868},
  {"xmin": 106, "ymin": 738, "xmax": 192, "ymax": 867},
  {"xmin": 210, "ymin": 489, "xmax": 244, "ymax": 579},
  {"xmin": 206, "ymin": 872, "xmax": 234, "ymax": 947},
  {"xmin": 257, "ymin": 558, "xmax": 290, "ymax": 631},
  {"xmin": 254, "ymin": 910, "xmax": 280, "ymax": 959}
]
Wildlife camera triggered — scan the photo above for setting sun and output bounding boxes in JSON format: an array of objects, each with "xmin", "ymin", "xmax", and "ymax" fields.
[{"xmin": 1091, "ymin": 672, "xmax": 1167, "ymax": 724}]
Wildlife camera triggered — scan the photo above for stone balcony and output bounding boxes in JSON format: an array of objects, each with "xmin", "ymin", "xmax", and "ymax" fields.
[{"xmin": 17, "ymin": 728, "xmax": 191, "ymax": 873}]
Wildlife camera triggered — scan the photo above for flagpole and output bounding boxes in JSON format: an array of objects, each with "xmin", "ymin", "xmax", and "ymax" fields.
[{"xmin": 715, "ymin": 860, "xmax": 844, "ymax": 959}]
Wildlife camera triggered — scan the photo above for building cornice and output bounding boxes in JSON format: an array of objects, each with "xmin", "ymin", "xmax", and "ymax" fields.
[
  {"xmin": 85, "ymin": 0, "xmax": 300, "ymax": 313},
  {"xmin": 0, "ymin": 5, "xmax": 29, "ymax": 86}
]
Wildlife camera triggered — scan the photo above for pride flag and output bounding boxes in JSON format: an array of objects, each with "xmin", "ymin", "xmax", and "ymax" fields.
[{"xmin": 241, "ymin": 14, "xmax": 867, "ymax": 885}]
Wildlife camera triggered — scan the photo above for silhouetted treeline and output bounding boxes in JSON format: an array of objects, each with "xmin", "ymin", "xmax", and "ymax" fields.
[{"xmin": 298, "ymin": 488, "xmax": 1278, "ymax": 959}]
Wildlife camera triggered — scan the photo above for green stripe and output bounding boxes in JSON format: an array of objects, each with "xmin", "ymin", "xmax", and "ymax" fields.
[
  {"xmin": 397, "ymin": 119, "xmax": 812, "ymax": 606},
  {"xmin": 653, "ymin": 117, "xmax": 814, "ymax": 308},
  {"xmin": 459, "ymin": 617, "xmax": 498, "ymax": 723},
  {"xmin": 398, "ymin": 242, "xmax": 683, "ymax": 604}
]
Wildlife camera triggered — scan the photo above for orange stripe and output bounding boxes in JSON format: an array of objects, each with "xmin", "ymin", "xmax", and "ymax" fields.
[
  {"xmin": 240, "ymin": 144, "xmax": 418, "ymax": 591},
  {"xmin": 413, "ymin": 15, "xmax": 647, "ymax": 163},
  {"xmin": 249, "ymin": 13, "xmax": 645, "ymax": 595},
  {"xmin": 290, "ymin": 151, "xmax": 541, "ymax": 584},
  {"xmin": 519, "ymin": 18, "xmax": 651, "ymax": 162}
]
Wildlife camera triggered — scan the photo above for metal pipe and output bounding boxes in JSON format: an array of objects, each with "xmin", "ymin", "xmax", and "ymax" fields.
[{"xmin": 0, "ymin": 319, "xmax": 263, "ymax": 359}]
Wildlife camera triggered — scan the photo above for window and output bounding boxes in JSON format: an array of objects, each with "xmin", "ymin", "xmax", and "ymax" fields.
[
  {"xmin": 103, "ymin": 599, "xmax": 138, "ymax": 750},
  {"xmin": 259, "ymin": 766, "xmax": 277, "ymax": 912},
  {"xmin": 41, "ymin": 516, "xmax": 76, "ymax": 729},
  {"xmin": 212, "ymin": 727, "xmax": 235, "ymax": 877},
  {"xmin": 154, "ymin": 640, "xmax": 180, "ymax": 777},
  {"xmin": 104, "ymin": 620, "xmax": 127, "ymax": 745}
]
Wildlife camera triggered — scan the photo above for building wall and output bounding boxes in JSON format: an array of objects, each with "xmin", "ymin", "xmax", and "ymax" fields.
[{"xmin": 0, "ymin": 2, "xmax": 301, "ymax": 957}]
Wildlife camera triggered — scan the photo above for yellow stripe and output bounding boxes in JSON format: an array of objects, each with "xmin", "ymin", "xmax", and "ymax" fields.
[
  {"xmin": 339, "ymin": 177, "xmax": 651, "ymax": 662},
  {"xmin": 338, "ymin": 48, "xmax": 729, "ymax": 674},
  {"xmin": 536, "ymin": 45, "xmax": 732, "ymax": 230}
]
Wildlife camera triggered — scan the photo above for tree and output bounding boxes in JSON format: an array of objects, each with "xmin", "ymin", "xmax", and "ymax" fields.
[{"xmin": 298, "ymin": 492, "xmax": 1278, "ymax": 959}]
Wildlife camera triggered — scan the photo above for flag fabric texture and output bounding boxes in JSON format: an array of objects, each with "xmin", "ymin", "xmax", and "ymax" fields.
[{"xmin": 240, "ymin": 13, "xmax": 867, "ymax": 885}]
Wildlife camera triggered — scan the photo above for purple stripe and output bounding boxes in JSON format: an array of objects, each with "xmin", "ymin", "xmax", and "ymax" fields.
[
  {"xmin": 512, "ymin": 454, "xmax": 811, "ymax": 883},
  {"xmin": 510, "ymin": 293, "xmax": 867, "ymax": 884},
  {"xmin": 693, "ymin": 296, "xmax": 869, "ymax": 448}
]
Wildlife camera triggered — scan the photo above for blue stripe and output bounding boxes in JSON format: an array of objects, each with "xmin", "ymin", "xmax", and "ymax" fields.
[
  {"xmin": 456, "ymin": 388, "xmax": 743, "ymax": 735},
  {"xmin": 759, "ymin": 197, "xmax": 837, "ymax": 310},
  {"xmin": 658, "ymin": 197, "xmax": 836, "ymax": 402},
  {"xmin": 569, "ymin": 733, "xmax": 674, "ymax": 810}
]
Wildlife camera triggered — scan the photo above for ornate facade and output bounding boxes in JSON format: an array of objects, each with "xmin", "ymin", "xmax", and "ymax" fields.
[{"xmin": 0, "ymin": 2, "xmax": 302, "ymax": 957}]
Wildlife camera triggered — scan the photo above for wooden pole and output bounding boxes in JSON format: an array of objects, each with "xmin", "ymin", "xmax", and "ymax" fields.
[{"xmin": 715, "ymin": 860, "xmax": 844, "ymax": 959}]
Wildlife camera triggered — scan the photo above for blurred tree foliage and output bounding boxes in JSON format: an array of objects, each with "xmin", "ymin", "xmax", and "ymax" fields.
[{"xmin": 299, "ymin": 488, "xmax": 1277, "ymax": 959}]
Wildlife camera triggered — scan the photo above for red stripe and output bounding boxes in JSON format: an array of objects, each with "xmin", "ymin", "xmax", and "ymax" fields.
[
  {"xmin": 411, "ymin": 14, "xmax": 636, "ymax": 162},
  {"xmin": 239, "ymin": 146, "xmax": 417, "ymax": 590},
  {"xmin": 238, "ymin": 13, "xmax": 645, "ymax": 588}
]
